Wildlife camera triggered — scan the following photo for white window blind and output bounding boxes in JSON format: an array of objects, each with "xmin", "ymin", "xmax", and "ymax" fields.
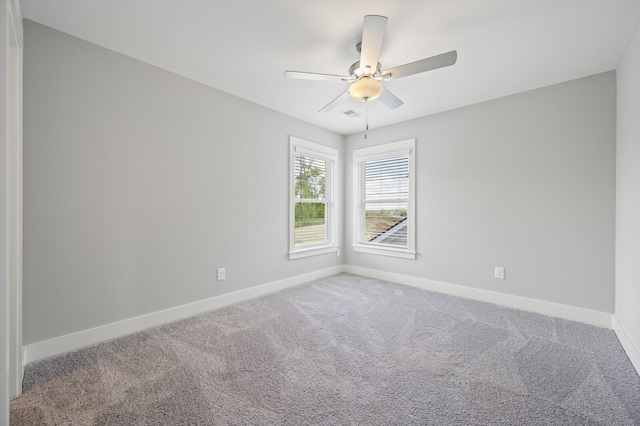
[{"xmin": 359, "ymin": 156, "xmax": 409, "ymax": 247}]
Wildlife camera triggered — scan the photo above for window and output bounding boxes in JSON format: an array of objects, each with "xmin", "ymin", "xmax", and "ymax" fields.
[
  {"xmin": 353, "ymin": 138, "xmax": 416, "ymax": 259},
  {"xmin": 289, "ymin": 137, "xmax": 339, "ymax": 259}
]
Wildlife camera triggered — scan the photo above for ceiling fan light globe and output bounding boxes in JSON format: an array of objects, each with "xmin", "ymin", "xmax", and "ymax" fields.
[{"xmin": 349, "ymin": 76, "xmax": 383, "ymax": 102}]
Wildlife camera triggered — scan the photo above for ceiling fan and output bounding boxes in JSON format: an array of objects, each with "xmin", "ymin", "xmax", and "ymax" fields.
[{"xmin": 284, "ymin": 15, "xmax": 458, "ymax": 113}]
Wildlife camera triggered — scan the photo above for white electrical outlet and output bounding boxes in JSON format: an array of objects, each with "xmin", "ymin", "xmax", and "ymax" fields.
[
  {"xmin": 217, "ymin": 267, "xmax": 226, "ymax": 281},
  {"xmin": 494, "ymin": 267, "xmax": 505, "ymax": 280}
]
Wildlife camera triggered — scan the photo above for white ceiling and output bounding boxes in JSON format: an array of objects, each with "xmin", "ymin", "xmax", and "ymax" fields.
[{"xmin": 19, "ymin": 0, "xmax": 640, "ymax": 135}]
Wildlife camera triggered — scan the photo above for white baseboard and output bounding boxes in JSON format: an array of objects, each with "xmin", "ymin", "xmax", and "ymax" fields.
[
  {"xmin": 343, "ymin": 265, "xmax": 613, "ymax": 328},
  {"xmin": 25, "ymin": 266, "xmax": 343, "ymax": 363},
  {"xmin": 613, "ymin": 316, "xmax": 640, "ymax": 376}
]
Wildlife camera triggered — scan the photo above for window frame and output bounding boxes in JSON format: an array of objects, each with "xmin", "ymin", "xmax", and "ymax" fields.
[
  {"xmin": 289, "ymin": 136, "xmax": 339, "ymax": 260},
  {"xmin": 352, "ymin": 138, "xmax": 416, "ymax": 260}
]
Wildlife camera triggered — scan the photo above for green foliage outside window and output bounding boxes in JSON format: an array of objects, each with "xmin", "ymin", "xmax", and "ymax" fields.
[{"xmin": 295, "ymin": 155, "xmax": 326, "ymax": 228}]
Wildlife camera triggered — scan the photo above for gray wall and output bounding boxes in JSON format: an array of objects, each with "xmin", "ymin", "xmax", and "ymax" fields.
[
  {"xmin": 23, "ymin": 20, "xmax": 343, "ymax": 344},
  {"xmin": 344, "ymin": 72, "xmax": 616, "ymax": 313},
  {"xmin": 616, "ymin": 24, "xmax": 640, "ymax": 355}
]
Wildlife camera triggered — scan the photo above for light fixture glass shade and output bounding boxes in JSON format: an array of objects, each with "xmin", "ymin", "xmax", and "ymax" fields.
[{"xmin": 349, "ymin": 76, "xmax": 383, "ymax": 102}]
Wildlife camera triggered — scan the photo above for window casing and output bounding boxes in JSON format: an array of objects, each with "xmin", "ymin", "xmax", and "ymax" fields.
[
  {"xmin": 353, "ymin": 139, "xmax": 416, "ymax": 259},
  {"xmin": 289, "ymin": 137, "xmax": 339, "ymax": 259}
]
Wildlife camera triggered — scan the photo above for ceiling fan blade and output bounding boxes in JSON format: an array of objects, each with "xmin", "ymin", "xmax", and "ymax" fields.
[
  {"xmin": 284, "ymin": 70, "xmax": 351, "ymax": 82},
  {"xmin": 381, "ymin": 50, "xmax": 457, "ymax": 80},
  {"xmin": 360, "ymin": 15, "xmax": 388, "ymax": 74},
  {"xmin": 378, "ymin": 87, "xmax": 404, "ymax": 110},
  {"xmin": 319, "ymin": 91, "xmax": 350, "ymax": 113}
]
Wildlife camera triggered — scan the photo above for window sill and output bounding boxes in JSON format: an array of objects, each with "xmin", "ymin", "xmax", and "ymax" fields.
[
  {"xmin": 352, "ymin": 245, "xmax": 416, "ymax": 260},
  {"xmin": 289, "ymin": 245, "xmax": 339, "ymax": 260}
]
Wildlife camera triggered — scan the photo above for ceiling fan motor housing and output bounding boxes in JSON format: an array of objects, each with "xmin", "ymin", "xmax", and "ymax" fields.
[{"xmin": 349, "ymin": 61, "xmax": 382, "ymax": 79}]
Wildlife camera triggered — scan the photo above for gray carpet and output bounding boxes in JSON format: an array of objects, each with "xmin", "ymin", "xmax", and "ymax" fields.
[{"xmin": 10, "ymin": 273, "xmax": 640, "ymax": 425}]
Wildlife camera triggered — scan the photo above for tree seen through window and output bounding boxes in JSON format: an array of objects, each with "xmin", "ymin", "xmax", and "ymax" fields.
[{"xmin": 294, "ymin": 155, "xmax": 327, "ymax": 244}]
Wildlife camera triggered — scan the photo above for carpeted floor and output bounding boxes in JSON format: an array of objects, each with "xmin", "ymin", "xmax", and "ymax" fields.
[{"xmin": 10, "ymin": 273, "xmax": 640, "ymax": 425}]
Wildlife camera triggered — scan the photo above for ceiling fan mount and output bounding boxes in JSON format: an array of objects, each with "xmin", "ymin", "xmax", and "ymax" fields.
[{"xmin": 284, "ymin": 15, "xmax": 458, "ymax": 113}]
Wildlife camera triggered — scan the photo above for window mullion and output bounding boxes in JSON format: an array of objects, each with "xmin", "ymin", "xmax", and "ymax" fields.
[
  {"xmin": 297, "ymin": 198, "xmax": 326, "ymax": 203},
  {"xmin": 363, "ymin": 199, "xmax": 408, "ymax": 204}
]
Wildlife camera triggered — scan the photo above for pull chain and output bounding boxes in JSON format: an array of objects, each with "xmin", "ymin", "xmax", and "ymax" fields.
[{"xmin": 364, "ymin": 102, "xmax": 369, "ymax": 140}]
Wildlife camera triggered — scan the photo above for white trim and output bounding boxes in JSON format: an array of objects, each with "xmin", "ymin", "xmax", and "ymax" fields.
[
  {"xmin": 353, "ymin": 138, "xmax": 414, "ymax": 157},
  {"xmin": 294, "ymin": 146, "xmax": 337, "ymax": 163},
  {"xmin": 25, "ymin": 266, "xmax": 343, "ymax": 363},
  {"xmin": 291, "ymin": 136, "xmax": 337, "ymax": 159},
  {"xmin": 7, "ymin": 0, "xmax": 23, "ymax": 399},
  {"xmin": 352, "ymin": 138, "xmax": 416, "ymax": 259},
  {"xmin": 9, "ymin": 0, "xmax": 23, "ymax": 47},
  {"xmin": 343, "ymin": 265, "xmax": 613, "ymax": 328},
  {"xmin": 356, "ymin": 148, "xmax": 411, "ymax": 163},
  {"xmin": 289, "ymin": 136, "xmax": 339, "ymax": 259},
  {"xmin": 289, "ymin": 245, "xmax": 339, "ymax": 260},
  {"xmin": 613, "ymin": 316, "xmax": 640, "ymax": 377},
  {"xmin": 352, "ymin": 245, "xmax": 416, "ymax": 259}
]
